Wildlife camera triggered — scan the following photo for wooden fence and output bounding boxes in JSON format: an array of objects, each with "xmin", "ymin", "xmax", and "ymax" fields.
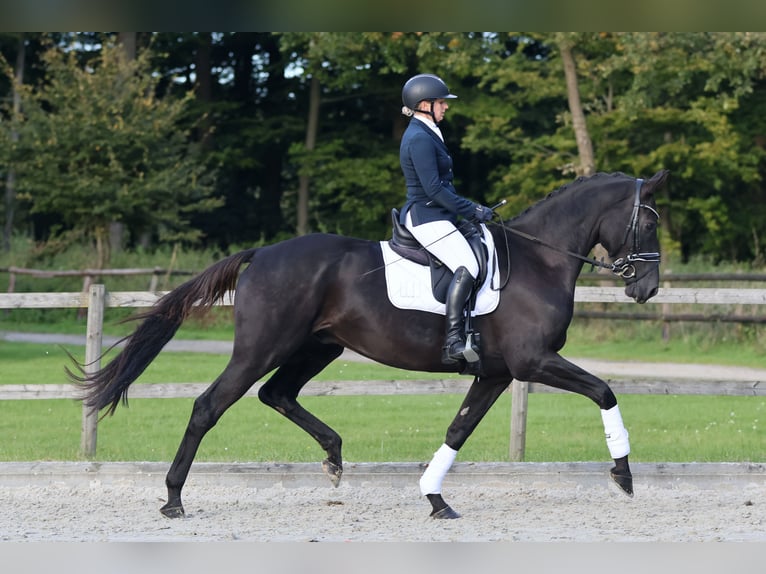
[
  {"xmin": 577, "ymin": 272, "xmax": 766, "ymax": 333},
  {"xmin": 6, "ymin": 266, "xmax": 765, "ymax": 329},
  {"xmin": 2, "ymin": 265, "xmax": 195, "ymax": 294},
  {"xmin": 1, "ymin": 284, "xmax": 765, "ymax": 460}
]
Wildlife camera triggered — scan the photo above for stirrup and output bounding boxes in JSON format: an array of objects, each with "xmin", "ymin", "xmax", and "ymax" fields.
[{"xmin": 462, "ymin": 332, "xmax": 480, "ymax": 363}]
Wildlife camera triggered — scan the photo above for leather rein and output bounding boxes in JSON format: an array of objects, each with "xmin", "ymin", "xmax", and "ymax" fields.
[{"xmin": 495, "ymin": 178, "xmax": 661, "ymax": 284}]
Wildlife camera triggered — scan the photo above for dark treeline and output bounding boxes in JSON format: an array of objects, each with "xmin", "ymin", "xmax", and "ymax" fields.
[{"xmin": 1, "ymin": 32, "xmax": 765, "ymax": 266}]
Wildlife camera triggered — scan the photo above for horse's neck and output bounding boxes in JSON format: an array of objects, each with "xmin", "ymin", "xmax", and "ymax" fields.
[
  {"xmin": 509, "ymin": 187, "xmax": 603, "ymax": 282},
  {"xmin": 521, "ymin": 190, "xmax": 601, "ymax": 252}
]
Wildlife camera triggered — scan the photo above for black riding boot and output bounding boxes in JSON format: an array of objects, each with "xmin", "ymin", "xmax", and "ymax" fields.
[{"xmin": 441, "ymin": 266, "xmax": 474, "ymax": 365}]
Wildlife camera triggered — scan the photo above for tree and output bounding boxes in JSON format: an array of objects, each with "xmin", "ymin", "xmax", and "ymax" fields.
[
  {"xmin": 2, "ymin": 33, "xmax": 765, "ymax": 264},
  {"xmin": 279, "ymin": 32, "xmax": 490, "ymax": 239},
  {"xmin": 156, "ymin": 32, "xmax": 304, "ymax": 246},
  {"xmin": 458, "ymin": 33, "xmax": 573, "ymax": 213},
  {"xmin": 1, "ymin": 33, "xmax": 24, "ymax": 252},
  {"xmin": 460, "ymin": 32, "xmax": 766, "ymax": 263},
  {"xmin": 594, "ymin": 32, "xmax": 766, "ymax": 262},
  {"xmin": 278, "ymin": 32, "xmax": 405, "ymax": 237},
  {"xmin": 4, "ymin": 38, "xmax": 220, "ymax": 267}
]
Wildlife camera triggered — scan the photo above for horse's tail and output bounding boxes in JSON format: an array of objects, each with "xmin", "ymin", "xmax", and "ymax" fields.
[{"xmin": 70, "ymin": 248, "xmax": 259, "ymax": 416}]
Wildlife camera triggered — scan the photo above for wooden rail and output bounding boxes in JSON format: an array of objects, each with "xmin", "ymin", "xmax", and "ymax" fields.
[
  {"xmin": 579, "ymin": 271, "xmax": 766, "ymax": 283},
  {"xmin": 2, "ymin": 286, "xmax": 765, "ymax": 307},
  {"xmin": 2, "ymin": 266, "xmax": 195, "ymax": 294},
  {"xmin": 4, "ymin": 377, "xmax": 763, "ymax": 401},
  {"xmin": 1, "ymin": 285, "xmax": 765, "ymax": 459}
]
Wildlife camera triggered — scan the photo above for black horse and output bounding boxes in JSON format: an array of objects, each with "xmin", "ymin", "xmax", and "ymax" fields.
[{"xmin": 73, "ymin": 169, "xmax": 668, "ymax": 519}]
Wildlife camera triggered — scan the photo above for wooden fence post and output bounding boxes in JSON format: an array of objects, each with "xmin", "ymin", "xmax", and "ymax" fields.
[
  {"xmin": 509, "ymin": 380, "xmax": 529, "ymax": 461},
  {"xmin": 661, "ymin": 272, "xmax": 672, "ymax": 341},
  {"xmin": 80, "ymin": 284, "xmax": 105, "ymax": 458}
]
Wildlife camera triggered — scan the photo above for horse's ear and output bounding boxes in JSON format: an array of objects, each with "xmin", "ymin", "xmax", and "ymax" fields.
[
  {"xmin": 641, "ymin": 169, "xmax": 670, "ymax": 201},
  {"xmin": 646, "ymin": 169, "xmax": 670, "ymax": 191}
]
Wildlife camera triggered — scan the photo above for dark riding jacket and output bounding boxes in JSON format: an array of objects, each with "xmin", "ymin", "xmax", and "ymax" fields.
[{"xmin": 399, "ymin": 118, "xmax": 480, "ymax": 226}]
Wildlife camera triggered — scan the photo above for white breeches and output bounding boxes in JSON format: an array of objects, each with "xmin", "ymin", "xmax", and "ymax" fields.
[{"xmin": 404, "ymin": 212, "xmax": 479, "ymax": 278}]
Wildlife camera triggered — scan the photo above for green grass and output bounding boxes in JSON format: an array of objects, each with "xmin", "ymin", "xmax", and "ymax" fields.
[
  {"xmin": 1, "ymin": 393, "xmax": 763, "ymax": 463},
  {"xmin": 1, "ymin": 340, "xmax": 764, "ymax": 463}
]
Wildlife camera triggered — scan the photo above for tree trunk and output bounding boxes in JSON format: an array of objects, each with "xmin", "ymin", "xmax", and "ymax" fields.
[
  {"xmin": 117, "ymin": 31, "xmax": 136, "ymax": 59},
  {"xmin": 559, "ymin": 37, "xmax": 608, "ymax": 268},
  {"xmin": 560, "ymin": 40, "xmax": 595, "ymax": 177},
  {"xmin": 94, "ymin": 226, "xmax": 109, "ymax": 270},
  {"xmin": 297, "ymin": 75, "xmax": 320, "ymax": 236},
  {"xmin": 109, "ymin": 32, "xmax": 138, "ymax": 255},
  {"xmin": 3, "ymin": 34, "xmax": 25, "ymax": 252},
  {"xmin": 195, "ymin": 32, "xmax": 213, "ymax": 150}
]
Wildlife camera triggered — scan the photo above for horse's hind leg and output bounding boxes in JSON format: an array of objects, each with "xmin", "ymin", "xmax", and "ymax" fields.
[
  {"xmin": 257, "ymin": 340, "xmax": 346, "ymax": 486},
  {"xmin": 421, "ymin": 375, "xmax": 510, "ymax": 519},
  {"xmin": 161, "ymin": 354, "xmax": 268, "ymax": 518}
]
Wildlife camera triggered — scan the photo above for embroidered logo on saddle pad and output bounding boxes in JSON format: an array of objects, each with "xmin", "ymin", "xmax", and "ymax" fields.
[{"xmin": 379, "ymin": 225, "xmax": 501, "ymax": 316}]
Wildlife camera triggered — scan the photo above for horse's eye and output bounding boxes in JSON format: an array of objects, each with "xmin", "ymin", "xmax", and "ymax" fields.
[{"xmin": 644, "ymin": 221, "xmax": 656, "ymax": 232}]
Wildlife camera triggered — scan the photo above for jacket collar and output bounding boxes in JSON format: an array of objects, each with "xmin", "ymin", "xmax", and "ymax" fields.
[{"xmin": 411, "ymin": 117, "xmax": 445, "ymax": 145}]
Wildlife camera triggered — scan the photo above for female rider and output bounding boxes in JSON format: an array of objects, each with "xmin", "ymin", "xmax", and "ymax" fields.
[{"xmin": 398, "ymin": 73, "xmax": 494, "ymax": 365}]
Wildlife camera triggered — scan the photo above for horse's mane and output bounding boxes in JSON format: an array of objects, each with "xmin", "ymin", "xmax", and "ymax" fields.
[{"xmin": 507, "ymin": 171, "xmax": 630, "ymax": 224}]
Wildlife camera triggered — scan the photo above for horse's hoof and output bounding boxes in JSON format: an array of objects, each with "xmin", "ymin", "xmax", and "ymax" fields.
[
  {"xmin": 160, "ymin": 504, "xmax": 185, "ymax": 519},
  {"xmin": 426, "ymin": 493, "xmax": 461, "ymax": 519},
  {"xmin": 610, "ymin": 468, "xmax": 634, "ymax": 498},
  {"xmin": 322, "ymin": 459, "xmax": 343, "ymax": 487},
  {"xmin": 430, "ymin": 506, "xmax": 461, "ymax": 519}
]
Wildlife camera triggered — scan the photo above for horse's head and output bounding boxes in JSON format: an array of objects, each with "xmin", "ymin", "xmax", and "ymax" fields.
[{"xmin": 599, "ymin": 170, "xmax": 669, "ymax": 304}]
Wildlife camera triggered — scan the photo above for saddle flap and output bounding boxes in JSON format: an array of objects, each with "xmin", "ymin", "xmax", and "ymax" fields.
[{"xmin": 379, "ymin": 237, "xmax": 501, "ymax": 317}]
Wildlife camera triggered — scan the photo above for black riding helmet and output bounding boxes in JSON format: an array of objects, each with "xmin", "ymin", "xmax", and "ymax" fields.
[{"xmin": 401, "ymin": 74, "xmax": 457, "ymax": 123}]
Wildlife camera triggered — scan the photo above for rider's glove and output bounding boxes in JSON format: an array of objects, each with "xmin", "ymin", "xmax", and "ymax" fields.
[{"xmin": 473, "ymin": 204, "xmax": 494, "ymax": 223}]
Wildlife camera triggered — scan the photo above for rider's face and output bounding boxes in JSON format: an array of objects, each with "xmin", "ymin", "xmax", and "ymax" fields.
[
  {"xmin": 417, "ymin": 99, "xmax": 449, "ymax": 123},
  {"xmin": 431, "ymin": 99, "xmax": 448, "ymax": 123}
]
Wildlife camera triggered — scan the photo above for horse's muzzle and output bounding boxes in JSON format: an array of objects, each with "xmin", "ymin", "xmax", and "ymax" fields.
[
  {"xmin": 631, "ymin": 284, "xmax": 659, "ymax": 304},
  {"xmin": 624, "ymin": 266, "xmax": 659, "ymax": 304}
]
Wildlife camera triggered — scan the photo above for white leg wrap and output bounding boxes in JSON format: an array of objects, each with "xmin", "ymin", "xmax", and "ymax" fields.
[
  {"xmin": 601, "ymin": 405, "xmax": 630, "ymax": 459},
  {"xmin": 419, "ymin": 444, "xmax": 458, "ymax": 496}
]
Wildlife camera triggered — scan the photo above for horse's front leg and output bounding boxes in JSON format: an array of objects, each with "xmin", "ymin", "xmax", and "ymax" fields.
[
  {"xmin": 523, "ymin": 353, "xmax": 633, "ymax": 497},
  {"xmin": 421, "ymin": 376, "xmax": 510, "ymax": 519}
]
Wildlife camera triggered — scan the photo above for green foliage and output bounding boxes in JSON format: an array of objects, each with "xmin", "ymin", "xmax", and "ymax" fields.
[
  {"xmin": 586, "ymin": 33, "xmax": 766, "ymax": 263},
  {"xmin": 288, "ymin": 137, "xmax": 401, "ymax": 238},
  {"xmin": 3, "ymin": 32, "xmax": 766, "ymax": 264},
  {"xmin": 456, "ymin": 32, "xmax": 766, "ymax": 262},
  {"xmin": 2, "ymin": 38, "xmax": 220, "ymax": 266}
]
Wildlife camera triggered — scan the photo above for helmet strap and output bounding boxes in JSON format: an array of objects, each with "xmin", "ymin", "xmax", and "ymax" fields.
[{"xmin": 416, "ymin": 100, "xmax": 439, "ymax": 125}]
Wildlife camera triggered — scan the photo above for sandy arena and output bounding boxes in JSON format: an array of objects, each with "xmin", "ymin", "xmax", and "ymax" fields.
[{"xmin": 1, "ymin": 461, "xmax": 764, "ymax": 542}]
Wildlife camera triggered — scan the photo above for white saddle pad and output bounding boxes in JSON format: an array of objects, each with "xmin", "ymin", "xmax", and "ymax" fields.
[{"xmin": 380, "ymin": 224, "xmax": 501, "ymax": 316}]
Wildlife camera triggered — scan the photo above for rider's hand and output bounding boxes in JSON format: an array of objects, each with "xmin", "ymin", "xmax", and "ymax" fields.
[{"xmin": 473, "ymin": 204, "xmax": 494, "ymax": 223}]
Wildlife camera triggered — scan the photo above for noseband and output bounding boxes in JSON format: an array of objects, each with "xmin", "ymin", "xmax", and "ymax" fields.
[{"xmin": 498, "ymin": 177, "xmax": 661, "ymax": 283}]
